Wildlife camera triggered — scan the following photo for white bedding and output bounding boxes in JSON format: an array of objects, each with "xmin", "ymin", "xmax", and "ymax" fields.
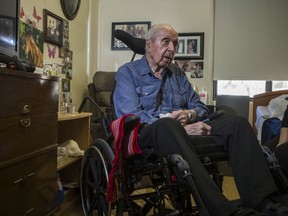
[
  {"xmin": 267, "ymin": 94, "xmax": 288, "ymax": 119},
  {"xmin": 255, "ymin": 106, "xmax": 271, "ymax": 142},
  {"xmin": 254, "ymin": 94, "xmax": 288, "ymax": 142}
]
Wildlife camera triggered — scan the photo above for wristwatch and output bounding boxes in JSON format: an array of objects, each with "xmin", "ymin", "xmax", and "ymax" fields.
[{"xmin": 187, "ymin": 110, "xmax": 195, "ymax": 123}]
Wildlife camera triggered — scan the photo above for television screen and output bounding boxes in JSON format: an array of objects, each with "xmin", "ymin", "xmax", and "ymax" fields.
[{"xmin": 0, "ymin": 0, "xmax": 19, "ymax": 57}]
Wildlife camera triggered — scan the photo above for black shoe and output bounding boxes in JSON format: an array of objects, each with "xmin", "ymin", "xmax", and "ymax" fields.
[
  {"xmin": 232, "ymin": 208, "xmax": 268, "ymax": 216},
  {"xmin": 261, "ymin": 202, "xmax": 288, "ymax": 216}
]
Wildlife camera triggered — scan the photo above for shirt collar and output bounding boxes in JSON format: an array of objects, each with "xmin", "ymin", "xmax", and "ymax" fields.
[{"xmin": 139, "ymin": 55, "xmax": 173, "ymax": 78}]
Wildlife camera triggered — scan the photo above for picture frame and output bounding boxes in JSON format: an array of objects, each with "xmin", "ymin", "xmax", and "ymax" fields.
[
  {"xmin": 61, "ymin": 79, "xmax": 70, "ymax": 92},
  {"xmin": 174, "ymin": 60, "xmax": 204, "ymax": 79},
  {"xmin": 174, "ymin": 32, "xmax": 204, "ymax": 60},
  {"xmin": 60, "ymin": 0, "xmax": 81, "ymax": 21},
  {"xmin": 111, "ymin": 21, "xmax": 151, "ymax": 50},
  {"xmin": 43, "ymin": 9, "xmax": 63, "ymax": 47}
]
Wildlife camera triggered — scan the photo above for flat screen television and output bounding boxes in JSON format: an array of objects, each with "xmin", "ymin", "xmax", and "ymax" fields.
[{"xmin": 0, "ymin": 0, "xmax": 20, "ymax": 58}]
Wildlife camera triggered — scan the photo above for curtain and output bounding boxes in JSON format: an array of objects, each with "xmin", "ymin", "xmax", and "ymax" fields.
[{"xmin": 213, "ymin": 0, "xmax": 288, "ymax": 80}]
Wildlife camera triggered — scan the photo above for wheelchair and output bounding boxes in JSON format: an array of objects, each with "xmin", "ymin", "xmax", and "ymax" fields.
[
  {"xmin": 79, "ymin": 30, "xmax": 288, "ymax": 216},
  {"xmin": 79, "ymin": 99, "xmax": 228, "ymax": 216}
]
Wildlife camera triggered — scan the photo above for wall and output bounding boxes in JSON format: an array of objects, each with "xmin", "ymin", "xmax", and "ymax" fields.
[
  {"xmin": 96, "ymin": 0, "xmax": 215, "ymax": 104},
  {"xmin": 19, "ymin": 0, "xmax": 214, "ymax": 108},
  {"xmin": 214, "ymin": 0, "xmax": 288, "ymax": 81},
  {"xmin": 18, "ymin": 0, "xmax": 213, "ymax": 110},
  {"xmin": 21, "ymin": 0, "xmax": 91, "ymax": 110}
]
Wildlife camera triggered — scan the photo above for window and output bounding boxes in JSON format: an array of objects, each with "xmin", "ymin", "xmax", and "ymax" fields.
[
  {"xmin": 272, "ymin": 81, "xmax": 288, "ymax": 91},
  {"xmin": 214, "ymin": 80, "xmax": 288, "ymax": 99},
  {"xmin": 215, "ymin": 80, "xmax": 266, "ymax": 98}
]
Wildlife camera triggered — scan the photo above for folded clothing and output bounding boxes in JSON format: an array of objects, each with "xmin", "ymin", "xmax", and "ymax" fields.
[
  {"xmin": 60, "ymin": 139, "xmax": 84, "ymax": 157},
  {"xmin": 57, "ymin": 147, "xmax": 68, "ymax": 163}
]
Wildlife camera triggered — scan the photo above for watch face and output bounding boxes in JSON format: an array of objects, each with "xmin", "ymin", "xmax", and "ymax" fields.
[{"xmin": 61, "ymin": 0, "xmax": 81, "ymax": 20}]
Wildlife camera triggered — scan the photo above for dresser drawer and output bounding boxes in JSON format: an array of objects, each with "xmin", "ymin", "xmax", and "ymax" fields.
[
  {"xmin": 0, "ymin": 148, "xmax": 57, "ymax": 215},
  {"xmin": 0, "ymin": 113, "xmax": 57, "ymax": 163},
  {"xmin": 0, "ymin": 73, "xmax": 58, "ymax": 118}
]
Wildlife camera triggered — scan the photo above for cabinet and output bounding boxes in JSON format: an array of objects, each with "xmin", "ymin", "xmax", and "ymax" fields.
[
  {"xmin": 0, "ymin": 69, "xmax": 59, "ymax": 215},
  {"xmin": 53, "ymin": 112, "xmax": 92, "ymax": 215}
]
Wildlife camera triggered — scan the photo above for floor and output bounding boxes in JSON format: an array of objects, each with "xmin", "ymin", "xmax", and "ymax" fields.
[{"xmin": 65, "ymin": 176, "xmax": 239, "ymax": 216}]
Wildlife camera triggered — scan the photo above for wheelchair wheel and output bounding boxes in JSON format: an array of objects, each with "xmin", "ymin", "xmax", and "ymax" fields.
[{"xmin": 80, "ymin": 138, "xmax": 115, "ymax": 216}]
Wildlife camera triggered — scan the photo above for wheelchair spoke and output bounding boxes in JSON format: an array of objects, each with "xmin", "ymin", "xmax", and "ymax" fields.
[
  {"xmin": 98, "ymin": 195, "xmax": 108, "ymax": 216},
  {"xmin": 88, "ymin": 196, "xmax": 98, "ymax": 215}
]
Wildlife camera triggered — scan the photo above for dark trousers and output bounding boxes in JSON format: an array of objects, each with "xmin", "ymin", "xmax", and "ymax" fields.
[
  {"xmin": 275, "ymin": 142, "xmax": 288, "ymax": 178},
  {"xmin": 139, "ymin": 115, "xmax": 279, "ymax": 216}
]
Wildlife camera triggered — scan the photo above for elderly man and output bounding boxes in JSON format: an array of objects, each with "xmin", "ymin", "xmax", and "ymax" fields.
[{"xmin": 113, "ymin": 23, "xmax": 288, "ymax": 216}]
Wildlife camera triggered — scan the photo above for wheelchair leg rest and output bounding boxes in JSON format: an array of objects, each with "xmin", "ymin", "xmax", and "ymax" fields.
[
  {"xmin": 212, "ymin": 172, "xmax": 224, "ymax": 192},
  {"xmin": 271, "ymin": 168, "xmax": 288, "ymax": 194},
  {"xmin": 186, "ymin": 175, "xmax": 210, "ymax": 216},
  {"xmin": 262, "ymin": 145, "xmax": 288, "ymax": 194},
  {"xmin": 168, "ymin": 154, "xmax": 211, "ymax": 216}
]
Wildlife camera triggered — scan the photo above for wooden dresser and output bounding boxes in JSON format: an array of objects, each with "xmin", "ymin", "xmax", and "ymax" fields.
[{"xmin": 0, "ymin": 69, "xmax": 59, "ymax": 215}]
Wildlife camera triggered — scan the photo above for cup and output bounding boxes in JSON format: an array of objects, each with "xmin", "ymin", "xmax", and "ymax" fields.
[{"xmin": 67, "ymin": 104, "xmax": 75, "ymax": 114}]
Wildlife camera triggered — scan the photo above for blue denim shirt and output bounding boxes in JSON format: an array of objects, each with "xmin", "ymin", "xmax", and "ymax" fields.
[{"xmin": 113, "ymin": 56, "xmax": 208, "ymax": 124}]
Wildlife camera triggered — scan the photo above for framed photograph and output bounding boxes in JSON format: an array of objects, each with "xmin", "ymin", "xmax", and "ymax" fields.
[
  {"xmin": 174, "ymin": 32, "xmax": 204, "ymax": 60},
  {"xmin": 111, "ymin": 21, "xmax": 151, "ymax": 50},
  {"xmin": 43, "ymin": 9, "xmax": 63, "ymax": 47},
  {"xmin": 174, "ymin": 60, "xmax": 204, "ymax": 78},
  {"xmin": 63, "ymin": 19, "xmax": 69, "ymax": 39},
  {"xmin": 61, "ymin": 79, "xmax": 70, "ymax": 92}
]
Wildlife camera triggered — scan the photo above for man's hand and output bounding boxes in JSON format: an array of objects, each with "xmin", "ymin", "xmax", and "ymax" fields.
[
  {"xmin": 184, "ymin": 122, "xmax": 212, "ymax": 136},
  {"xmin": 170, "ymin": 109, "xmax": 196, "ymax": 126},
  {"xmin": 170, "ymin": 110, "xmax": 190, "ymax": 126}
]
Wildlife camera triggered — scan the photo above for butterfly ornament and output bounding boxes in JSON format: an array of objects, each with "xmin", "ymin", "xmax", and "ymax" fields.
[
  {"xmin": 33, "ymin": 6, "xmax": 42, "ymax": 23},
  {"xmin": 47, "ymin": 44, "xmax": 56, "ymax": 58},
  {"xmin": 20, "ymin": 6, "xmax": 25, "ymax": 19}
]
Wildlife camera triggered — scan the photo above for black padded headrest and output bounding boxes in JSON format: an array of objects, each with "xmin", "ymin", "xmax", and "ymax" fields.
[{"xmin": 114, "ymin": 29, "xmax": 146, "ymax": 55}]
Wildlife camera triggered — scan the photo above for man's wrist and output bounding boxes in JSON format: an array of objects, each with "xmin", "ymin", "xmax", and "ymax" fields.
[{"xmin": 187, "ymin": 110, "xmax": 196, "ymax": 123}]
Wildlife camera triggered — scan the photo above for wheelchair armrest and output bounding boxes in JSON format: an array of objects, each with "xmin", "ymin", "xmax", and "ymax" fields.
[
  {"xmin": 203, "ymin": 110, "xmax": 225, "ymax": 122},
  {"xmin": 124, "ymin": 115, "xmax": 141, "ymax": 131}
]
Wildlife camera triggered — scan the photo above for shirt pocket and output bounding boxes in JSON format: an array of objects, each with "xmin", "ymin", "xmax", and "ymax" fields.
[
  {"xmin": 172, "ymin": 86, "xmax": 188, "ymax": 108},
  {"xmin": 136, "ymin": 85, "xmax": 157, "ymax": 108}
]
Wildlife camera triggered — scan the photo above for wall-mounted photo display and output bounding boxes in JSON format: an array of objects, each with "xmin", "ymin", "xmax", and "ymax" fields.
[
  {"xmin": 63, "ymin": 19, "xmax": 69, "ymax": 39},
  {"xmin": 174, "ymin": 32, "xmax": 204, "ymax": 60},
  {"xmin": 174, "ymin": 60, "xmax": 204, "ymax": 79},
  {"xmin": 111, "ymin": 21, "xmax": 151, "ymax": 50},
  {"xmin": 61, "ymin": 79, "xmax": 70, "ymax": 92},
  {"xmin": 19, "ymin": 21, "xmax": 44, "ymax": 68},
  {"xmin": 43, "ymin": 9, "xmax": 63, "ymax": 47}
]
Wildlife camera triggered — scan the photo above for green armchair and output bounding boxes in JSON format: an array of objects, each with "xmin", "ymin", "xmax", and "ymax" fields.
[{"xmin": 87, "ymin": 71, "xmax": 116, "ymax": 139}]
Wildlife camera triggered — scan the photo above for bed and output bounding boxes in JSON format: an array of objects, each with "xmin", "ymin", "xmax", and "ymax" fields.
[{"xmin": 253, "ymin": 90, "xmax": 288, "ymax": 144}]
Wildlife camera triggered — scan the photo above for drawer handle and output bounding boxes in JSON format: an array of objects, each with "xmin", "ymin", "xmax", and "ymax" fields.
[
  {"xmin": 21, "ymin": 105, "xmax": 31, "ymax": 114},
  {"xmin": 20, "ymin": 118, "xmax": 31, "ymax": 127},
  {"xmin": 24, "ymin": 208, "xmax": 34, "ymax": 215},
  {"xmin": 14, "ymin": 172, "xmax": 35, "ymax": 184}
]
